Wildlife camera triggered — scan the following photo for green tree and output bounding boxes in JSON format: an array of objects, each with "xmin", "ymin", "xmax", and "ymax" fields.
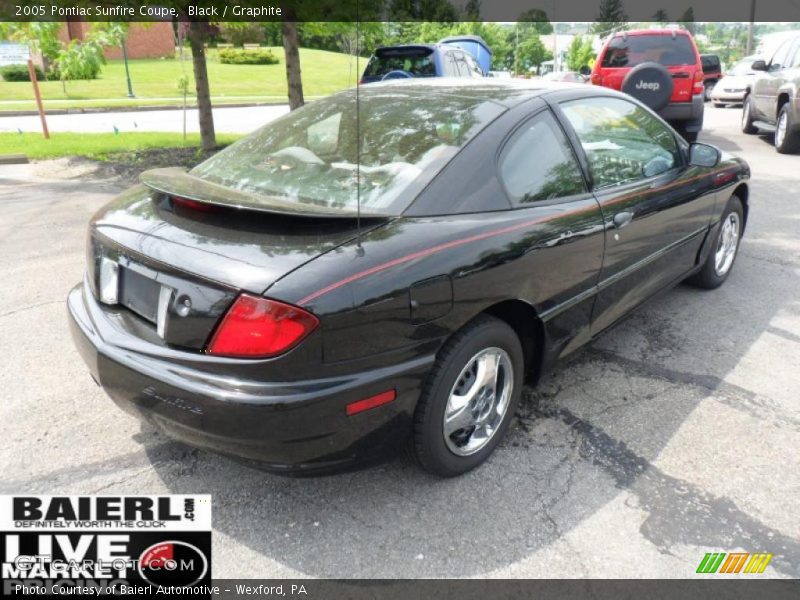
[
  {"xmin": 0, "ymin": 22, "xmax": 62, "ymax": 72},
  {"xmin": 590, "ymin": 0, "xmax": 628, "ymax": 38},
  {"xmin": 652, "ymin": 9, "xmax": 669, "ymax": 23},
  {"xmin": 0, "ymin": 22, "xmax": 116, "ymax": 91},
  {"xmin": 463, "ymin": 0, "xmax": 481, "ymax": 20},
  {"xmin": 565, "ymin": 35, "xmax": 595, "ymax": 71},
  {"xmin": 518, "ymin": 9, "xmax": 554, "ymax": 35},
  {"xmin": 679, "ymin": 7, "xmax": 696, "ymax": 35},
  {"xmin": 517, "ymin": 32, "xmax": 551, "ymax": 74}
]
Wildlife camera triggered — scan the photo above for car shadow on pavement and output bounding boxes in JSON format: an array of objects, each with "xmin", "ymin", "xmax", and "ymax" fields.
[{"xmin": 143, "ymin": 245, "xmax": 800, "ymax": 577}]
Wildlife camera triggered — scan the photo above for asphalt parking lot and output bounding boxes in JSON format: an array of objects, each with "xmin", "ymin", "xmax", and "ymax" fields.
[{"xmin": 1, "ymin": 105, "xmax": 799, "ymax": 578}]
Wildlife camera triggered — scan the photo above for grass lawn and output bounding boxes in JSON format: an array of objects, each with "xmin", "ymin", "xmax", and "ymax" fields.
[
  {"xmin": 0, "ymin": 131, "xmax": 242, "ymax": 159},
  {"xmin": 0, "ymin": 47, "xmax": 359, "ymax": 111}
]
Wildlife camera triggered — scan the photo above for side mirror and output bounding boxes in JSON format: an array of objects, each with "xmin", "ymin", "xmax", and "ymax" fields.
[
  {"xmin": 751, "ymin": 59, "xmax": 768, "ymax": 71},
  {"xmin": 688, "ymin": 142, "xmax": 721, "ymax": 167},
  {"xmin": 579, "ymin": 65, "xmax": 591, "ymax": 76}
]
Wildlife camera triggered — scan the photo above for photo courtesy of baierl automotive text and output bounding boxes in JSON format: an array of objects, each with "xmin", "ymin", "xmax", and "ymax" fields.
[{"xmin": 1, "ymin": 0, "xmax": 799, "ymax": 597}]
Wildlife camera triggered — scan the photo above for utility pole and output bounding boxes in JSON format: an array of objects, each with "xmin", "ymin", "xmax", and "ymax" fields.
[{"xmin": 747, "ymin": 0, "xmax": 756, "ymax": 55}]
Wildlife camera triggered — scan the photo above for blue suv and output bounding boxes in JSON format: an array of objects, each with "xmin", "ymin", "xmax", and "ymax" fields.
[{"xmin": 361, "ymin": 36, "xmax": 491, "ymax": 84}]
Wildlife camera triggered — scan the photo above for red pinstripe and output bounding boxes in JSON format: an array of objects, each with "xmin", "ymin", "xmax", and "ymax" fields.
[{"xmin": 297, "ymin": 166, "xmax": 738, "ymax": 306}]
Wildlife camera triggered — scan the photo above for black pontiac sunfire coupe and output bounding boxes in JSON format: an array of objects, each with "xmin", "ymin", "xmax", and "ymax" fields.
[{"xmin": 68, "ymin": 80, "xmax": 750, "ymax": 477}]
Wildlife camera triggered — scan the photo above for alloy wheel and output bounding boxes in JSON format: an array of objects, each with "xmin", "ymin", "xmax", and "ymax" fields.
[
  {"xmin": 776, "ymin": 110, "xmax": 788, "ymax": 148},
  {"xmin": 714, "ymin": 212, "xmax": 740, "ymax": 276},
  {"xmin": 443, "ymin": 347, "xmax": 513, "ymax": 456}
]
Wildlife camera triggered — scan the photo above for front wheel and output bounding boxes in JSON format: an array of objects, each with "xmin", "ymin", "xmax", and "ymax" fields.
[
  {"xmin": 412, "ymin": 315, "xmax": 524, "ymax": 477},
  {"xmin": 685, "ymin": 195, "xmax": 744, "ymax": 290}
]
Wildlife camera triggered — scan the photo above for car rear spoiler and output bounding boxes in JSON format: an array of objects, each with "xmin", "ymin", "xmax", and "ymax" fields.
[{"xmin": 139, "ymin": 167, "xmax": 392, "ymax": 219}]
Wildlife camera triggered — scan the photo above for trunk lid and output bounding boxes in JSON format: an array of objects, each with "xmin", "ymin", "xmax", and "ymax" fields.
[{"xmin": 89, "ymin": 184, "xmax": 386, "ymax": 350}]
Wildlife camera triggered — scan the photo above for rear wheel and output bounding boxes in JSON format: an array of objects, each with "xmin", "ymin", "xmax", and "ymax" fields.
[
  {"xmin": 412, "ymin": 315, "xmax": 524, "ymax": 477},
  {"xmin": 774, "ymin": 103, "xmax": 800, "ymax": 153},
  {"xmin": 741, "ymin": 95, "xmax": 758, "ymax": 134},
  {"xmin": 686, "ymin": 195, "xmax": 744, "ymax": 289}
]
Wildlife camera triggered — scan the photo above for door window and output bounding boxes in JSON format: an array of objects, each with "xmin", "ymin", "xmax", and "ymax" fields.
[
  {"xmin": 560, "ymin": 97, "xmax": 680, "ymax": 189},
  {"xmin": 499, "ymin": 111, "xmax": 586, "ymax": 204}
]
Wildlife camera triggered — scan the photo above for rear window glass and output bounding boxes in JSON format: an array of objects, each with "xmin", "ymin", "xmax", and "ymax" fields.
[
  {"xmin": 363, "ymin": 49, "xmax": 436, "ymax": 79},
  {"xmin": 701, "ymin": 55, "xmax": 720, "ymax": 69},
  {"xmin": 601, "ymin": 35, "xmax": 697, "ymax": 68},
  {"xmin": 191, "ymin": 89, "xmax": 505, "ymax": 216}
]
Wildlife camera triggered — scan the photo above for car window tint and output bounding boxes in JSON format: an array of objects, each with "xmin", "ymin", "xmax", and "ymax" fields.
[
  {"xmin": 701, "ymin": 55, "xmax": 720, "ymax": 71},
  {"xmin": 499, "ymin": 111, "xmax": 586, "ymax": 204},
  {"xmin": 463, "ymin": 53, "xmax": 484, "ymax": 77},
  {"xmin": 191, "ymin": 89, "xmax": 506, "ymax": 215},
  {"xmin": 364, "ymin": 52, "xmax": 436, "ymax": 78},
  {"xmin": 769, "ymin": 39, "xmax": 793, "ymax": 71},
  {"xmin": 601, "ymin": 35, "xmax": 696, "ymax": 68},
  {"xmin": 452, "ymin": 52, "xmax": 468, "ymax": 77},
  {"xmin": 561, "ymin": 97, "xmax": 679, "ymax": 189},
  {"xmin": 789, "ymin": 40, "xmax": 800, "ymax": 68}
]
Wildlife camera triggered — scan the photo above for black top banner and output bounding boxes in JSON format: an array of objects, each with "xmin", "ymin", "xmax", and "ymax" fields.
[{"xmin": 1, "ymin": 0, "xmax": 800, "ymax": 22}]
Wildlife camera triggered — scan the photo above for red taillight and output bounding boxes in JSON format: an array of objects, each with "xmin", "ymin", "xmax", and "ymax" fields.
[
  {"xmin": 693, "ymin": 70, "xmax": 704, "ymax": 94},
  {"xmin": 207, "ymin": 294, "xmax": 319, "ymax": 358},
  {"xmin": 346, "ymin": 390, "xmax": 397, "ymax": 416},
  {"xmin": 172, "ymin": 196, "xmax": 218, "ymax": 213}
]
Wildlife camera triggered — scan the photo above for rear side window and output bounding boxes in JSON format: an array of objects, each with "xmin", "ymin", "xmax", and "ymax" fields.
[
  {"xmin": 364, "ymin": 49, "xmax": 436, "ymax": 79},
  {"xmin": 499, "ymin": 111, "xmax": 586, "ymax": 204},
  {"xmin": 601, "ymin": 34, "xmax": 697, "ymax": 68}
]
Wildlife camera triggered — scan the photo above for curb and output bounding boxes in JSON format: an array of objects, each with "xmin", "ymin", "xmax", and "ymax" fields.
[
  {"xmin": 0, "ymin": 101, "xmax": 288, "ymax": 117},
  {"xmin": 0, "ymin": 154, "xmax": 29, "ymax": 165}
]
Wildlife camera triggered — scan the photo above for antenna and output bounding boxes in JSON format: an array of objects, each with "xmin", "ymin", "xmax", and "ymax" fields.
[{"xmin": 355, "ymin": 3, "xmax": 363, "ymax": 253}]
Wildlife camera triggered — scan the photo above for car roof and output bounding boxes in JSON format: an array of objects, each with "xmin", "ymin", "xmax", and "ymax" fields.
[
  {"xmin": 614, "ymin": 28, "xmax": 693, "ymax": 37},
  {"xmin": 347, "ymin": 78, "xmax": 620, "ymax": 108}
]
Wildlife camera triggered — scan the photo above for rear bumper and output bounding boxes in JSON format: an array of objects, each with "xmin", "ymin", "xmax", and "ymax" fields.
[
  {"xmin": 67, "ymin": 281, "xmax": 433, "ymax": 474},
  {"xmin": 659, "ymin": 93, "xmax": 705, "ymax": 129}
]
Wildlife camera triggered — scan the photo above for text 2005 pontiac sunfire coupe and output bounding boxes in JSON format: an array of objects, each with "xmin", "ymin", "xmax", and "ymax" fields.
[{"xmin": 68, "ymin": 80, "xmax": 750, "ymax": 477}]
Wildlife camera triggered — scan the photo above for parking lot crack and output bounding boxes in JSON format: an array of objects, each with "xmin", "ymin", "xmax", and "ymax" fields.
[
  {"xmin": 584, "ymin": 348, "xmax": 800, "ymax": 432},
  {"xmin": 557, "ymin": 407, "xmax": 800, "ymax": 577}
]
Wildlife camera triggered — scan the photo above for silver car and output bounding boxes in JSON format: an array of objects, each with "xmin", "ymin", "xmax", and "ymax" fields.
[{"xmin": 711, "ymin": 55, "xmax": 763, "ymax": 106}]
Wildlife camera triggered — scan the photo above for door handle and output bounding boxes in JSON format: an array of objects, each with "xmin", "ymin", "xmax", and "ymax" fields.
[{"xmin": 612, "ymin": 211, "xmax": 634, "ymax": 229}]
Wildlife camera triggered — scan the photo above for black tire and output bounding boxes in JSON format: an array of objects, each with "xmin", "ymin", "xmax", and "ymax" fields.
[
  {"xmin": 713, "ymin": 102, "xmax": 724, "ymax": 108},
  {"xmin": 741, "ymin": 95, "xmax": 758, "ymax": 134},
  {"xmin": 412, "ymin": 315, "xmax": 524, "ymax": 477},
  {"xmin": 774, "ymin": 103, "xmax": 800, "ymax": 154},
  {"xmin": 704, "ymin": 81, "xmax": 715, "ymax": 102},
  {"xmin": 685, "ymin": 195, "xmax": 744, "ymax": 290},
  {"xmin": 675, "ymin": 123, "xmax": 699, "ymax": 143}
]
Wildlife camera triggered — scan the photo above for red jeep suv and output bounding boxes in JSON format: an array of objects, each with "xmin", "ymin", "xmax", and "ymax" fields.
[{"xmin": 589, "ymin": 28, "xmax": 705, "ymax": 141}]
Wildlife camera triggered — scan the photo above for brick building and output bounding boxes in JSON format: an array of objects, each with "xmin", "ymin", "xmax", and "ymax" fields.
[{"xmin": 58, "ymin": 22, "xmax": 175, "ymax": 59}]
